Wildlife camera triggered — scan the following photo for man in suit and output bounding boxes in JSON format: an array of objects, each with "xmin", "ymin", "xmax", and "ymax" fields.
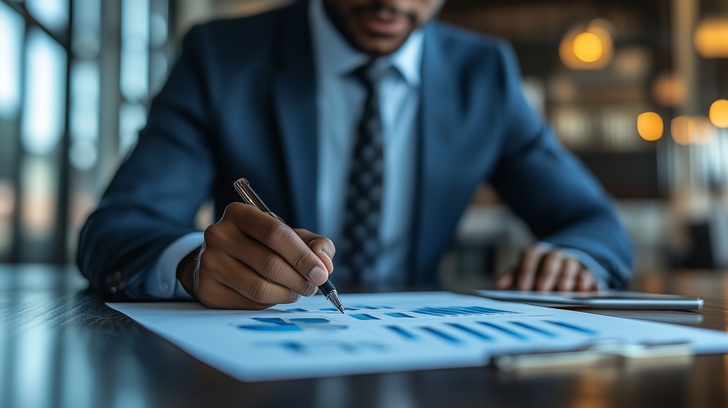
[{"xmin": 77, "ymin": 0, "xmax": 633, "ymax": 309}]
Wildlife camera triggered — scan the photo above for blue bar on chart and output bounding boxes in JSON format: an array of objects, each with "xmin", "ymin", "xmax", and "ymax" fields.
[
  {"xmin": 385, "ymin": 312, "xmax": 415, "ymax": 318},
  {"xmin": 477, "ymin": 321, "xmax": 528, "ymax": 340},
  {"xmin": 290, "ymin": 318, "xmax": 331, "ymax": 323},
  {"xmin": 510, "ymin": 321, "xmax": 558, "ymax": 338},
  {"xmin": 387, "ymin": 325, "xmax": 418, "ymax": 340},
  {"xmin": 420, "ymin": 326, "xmax": 463, "ymax": 345},
  {"xmin": 411, "ymin": 306, "xmax": 517, "ymax": 317},
  {"xmin": 351, "ymin": 313, "xmax": 380, "ymax": 321},
  {"xmin": 319, "ymin": 307, "xmax": 360, "ymax": 312},
  {"xmin": 278, "ymin": 340, "xmax": 387, "ymax": 354},
  {"xmin": 352, "ymin": 305, "xmax": 394, "ymax": 310},
  {"xmin": 238, "ymin": 317, "xmax": 348, "ymax": 332},
  {"xmin": 545, "ymin": 320, "xmax": 598, "ymax": 335},
  {"xmin": 238, "ymin": 317, "xmax": 302, "ymax": 332},
  {"xmin": 446, "ymin": 323, "xmax": 494, "ymax": 341}
]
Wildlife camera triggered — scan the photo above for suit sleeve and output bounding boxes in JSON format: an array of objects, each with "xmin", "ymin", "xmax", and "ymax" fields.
[
  {"xmin": 488, "ymin": 42, "xmax": 634, "ymax": 288},
  {"xmin": 76, "ymin": 25, "xmax": 217, "ymax": 299}
]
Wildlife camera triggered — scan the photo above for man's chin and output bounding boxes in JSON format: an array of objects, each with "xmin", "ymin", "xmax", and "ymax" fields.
[{"xmin": 353, "ymin": 36, "xmax": 408, "ymax": 57}]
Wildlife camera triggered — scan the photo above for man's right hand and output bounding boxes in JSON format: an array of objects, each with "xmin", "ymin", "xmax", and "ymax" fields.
[{"xmin": 177, "ymin": 202, "xmax": 335, "ymax": 309}]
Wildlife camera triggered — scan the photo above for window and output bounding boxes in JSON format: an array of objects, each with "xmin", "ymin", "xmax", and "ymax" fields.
[{"xmin": 0, "ymin": 0, "xmax": 171, "ymax": 263}]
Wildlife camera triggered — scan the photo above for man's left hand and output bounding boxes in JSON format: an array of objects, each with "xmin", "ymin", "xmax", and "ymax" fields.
[{"xmin": 494, "ymin": 246, "xmax": 599, "ymax": 291}]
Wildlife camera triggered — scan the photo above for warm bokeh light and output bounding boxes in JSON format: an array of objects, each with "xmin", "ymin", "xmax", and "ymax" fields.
[
  {"xmin": 709, "ymin": 99, "xmax": 728, "ymax": 128},
  {"xmin": 612, "ymin": 47, "xmax": 651, "ymax": 79},
  {"xmin": 573, "ymin": 32, "xmax": 603, "ymax": 63},
  {"xmin": 559, "ymin": 19, "xmax": 614, "ymax": 70},
  {"xmin": 652, "ymin": 73, "xmax": 687, "ymax": 107},
  {"xmin": 694, "ymin": 18, "xmax": 728, "ymax": 58},
  {"xmin": 671, "ymin": 115, "xmax": 716, "ymax": 145},
  {"xmin": 637, "ymin": 112, "xmax": 663, "ymax": 141},
  {"xmin": 671, "ymin": 116, "xmax": 690, "ymax": 145}
]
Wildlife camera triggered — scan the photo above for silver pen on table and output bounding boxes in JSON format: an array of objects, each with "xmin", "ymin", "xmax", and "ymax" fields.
[{"xmin": 233, "ymin": 178, "xmax": 345, "ymax": 313}]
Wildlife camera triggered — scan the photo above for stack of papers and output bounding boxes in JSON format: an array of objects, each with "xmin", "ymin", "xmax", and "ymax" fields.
[{"xmin": 108, "ymin": 291, "xmax": 728, "ymax": 382}]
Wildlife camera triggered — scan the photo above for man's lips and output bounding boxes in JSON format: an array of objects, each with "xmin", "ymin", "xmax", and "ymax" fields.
[{"xmin": 358, "ymin": 11, "xmax": 410, "ymax": 36}]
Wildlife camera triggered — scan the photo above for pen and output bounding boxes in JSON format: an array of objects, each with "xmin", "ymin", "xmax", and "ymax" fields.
[
  {"xmin": 233, "ymin": 178, "xmax": 345, "ymax": 313},
  {"xmin": 493, "ymin": 340, "xmax": 692, "ymax": 372}
]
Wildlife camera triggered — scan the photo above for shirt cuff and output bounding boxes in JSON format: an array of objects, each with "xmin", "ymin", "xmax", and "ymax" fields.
[
  {"xmin": 537, "ymin": 241, "xmax": 609, "ymax": 290},
  {"xmin": 144, "ymin": 232, "xmax": 204, "ymax": 299}
]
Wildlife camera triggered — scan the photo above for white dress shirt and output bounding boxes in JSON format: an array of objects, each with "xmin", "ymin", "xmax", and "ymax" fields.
[{"xmin": 310, "ymin": 0, "xmax": 422, "ymax": 286}]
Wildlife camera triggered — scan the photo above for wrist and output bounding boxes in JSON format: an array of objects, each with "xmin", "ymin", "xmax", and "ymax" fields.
[{"xmin": 177, "ymin": 246, "xmax": 202, "ymax": 298}]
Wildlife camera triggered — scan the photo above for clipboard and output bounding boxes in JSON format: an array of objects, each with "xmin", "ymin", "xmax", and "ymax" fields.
[{"xmin": 470, "ymin": 290, "xmax": 704, "ymax": 310}]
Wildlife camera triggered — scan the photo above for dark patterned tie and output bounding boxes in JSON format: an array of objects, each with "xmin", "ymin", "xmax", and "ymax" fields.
[{"xmin": 341, "ymin": 60, "xmax": 388, "ymax": 285}]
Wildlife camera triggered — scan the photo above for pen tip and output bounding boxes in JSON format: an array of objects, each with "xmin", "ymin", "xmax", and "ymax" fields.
[{"xmin": 326, "ymin": 291, "xmax": 345, "ymax": 314}]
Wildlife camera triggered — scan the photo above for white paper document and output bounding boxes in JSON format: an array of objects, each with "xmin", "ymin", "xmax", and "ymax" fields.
[{"xmin": 108, "ymin": 292, "xmax": 728, "ymax": 382}]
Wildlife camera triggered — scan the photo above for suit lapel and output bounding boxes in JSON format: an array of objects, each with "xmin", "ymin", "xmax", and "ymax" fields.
[
  {"xmin": 272, "ymin": 1, "xmax": 318, "ymax": 231},
  {"xmin": 412, "ymin": 25, "xmax": 458, "ymax": 283}
]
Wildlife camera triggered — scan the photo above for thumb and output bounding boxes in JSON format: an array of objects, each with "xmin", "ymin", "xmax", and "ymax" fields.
[{"xmin": 495, "ymin": 271, "xmax": 514, "ymax": 289}]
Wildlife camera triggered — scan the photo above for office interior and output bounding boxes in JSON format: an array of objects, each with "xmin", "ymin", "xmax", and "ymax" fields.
[{"xmin": 1, "ymin": 0, "xmax": 728, "ymax": 288}]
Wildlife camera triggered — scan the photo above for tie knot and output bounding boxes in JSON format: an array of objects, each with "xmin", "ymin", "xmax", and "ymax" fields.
[{"xmin": 353, "ymin": 59, "xmax": 390, "ymax": 89}]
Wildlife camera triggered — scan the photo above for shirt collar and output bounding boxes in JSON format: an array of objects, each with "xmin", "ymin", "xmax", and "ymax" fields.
[{"xmin": 309, "ymin": 0, "xmax": 423, "ymax": 86}]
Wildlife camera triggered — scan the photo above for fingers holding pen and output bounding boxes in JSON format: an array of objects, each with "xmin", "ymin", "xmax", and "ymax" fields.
[
  {"xmin": 196, "ymin": 245, "xmax": 301, "ymax": 309},
  {"xmin": 245, "ymin": 213, "xmax": 331, "ymax": 286},
  {"xmin": 222, "ymin": 232, "xmax": 319, "ymax": 297},
  {"xmin": 230, "ymin": 178, "xmax": 344, "ymax": 312},
  {"xmin": 296, "ymin": 229, "xmax": 336, "ymax": 274},
  {"xmin": 204, "ymin": 203, "xmax": 319, "ymax": 290}
]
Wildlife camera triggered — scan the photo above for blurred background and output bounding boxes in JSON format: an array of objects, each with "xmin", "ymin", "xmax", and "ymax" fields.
[{"xmin": 0, "ymin": 0, "xmax": 727, "ymax": 285}]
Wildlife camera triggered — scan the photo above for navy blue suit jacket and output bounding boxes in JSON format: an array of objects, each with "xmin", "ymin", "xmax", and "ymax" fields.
[{"xmin": 78, "ymin": 0, "xmax": 633, "ymax": 297}]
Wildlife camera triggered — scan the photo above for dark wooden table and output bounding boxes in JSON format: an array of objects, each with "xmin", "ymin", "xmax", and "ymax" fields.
[{"xmin": 1, "ymin": 264, "xmax": 727, "ymax": 408}]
